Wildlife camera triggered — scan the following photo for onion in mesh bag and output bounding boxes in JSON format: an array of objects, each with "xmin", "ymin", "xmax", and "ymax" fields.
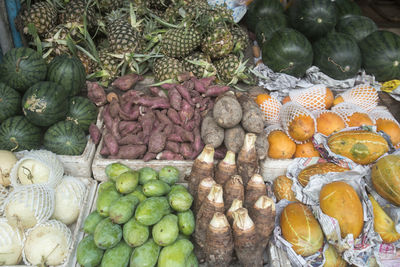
[{"xmin": 0, "ymin": 218, "xmax": 23, "ymax": 265}]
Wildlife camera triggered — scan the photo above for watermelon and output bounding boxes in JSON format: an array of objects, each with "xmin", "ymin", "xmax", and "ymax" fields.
[
  {"xmin": 334, "ymin": 0, "xmax": 362, "ymax": 19},
  {"xmin": 255, "ymin": 13, "xmax": 288, "ymax": 45},
  {"xmin": 0, "ymin": 82, "xmax": 21, "ymax": 122},
  {"xmin": 47, "ymin": 55, "xmax": 86, "ymax": 97},
  {"xmin": 0, "ymin": 48, "xmax": 47, "ymax": 92},
  {"xmin": 244, "ymin": 0, "xmax": 284, "ymax": 32},
  {"xmin": 261, "ymin": 28, "xmax": 313, "ymax": 78},
  {"xmin": 0, "ymin": 116, "xmax": 42, "ymax": 151},
  {"xmin": 22, "ymin": 81, "xmax": 69, "ymax": 127},
  {"xmin": 359, "ymin": 30, "xmax": 400, "ymax": 82},
  {"xmin": 313, "ymin": 32, "xmax": 361, "ymax": 80},
  {"xmin": 336, "ymin": 15, "xmax": 377, "ymax": 42},
  {"xmin": 66, "ymin": 96, "xmax": 98, "ymax": 132},
  {"xmin": 44, "ymin": 121, "xmax": 87, "ymax": 155},
  {"xmin": 288, "ymin": 0, "xmax": 337, "ymax": 40}
]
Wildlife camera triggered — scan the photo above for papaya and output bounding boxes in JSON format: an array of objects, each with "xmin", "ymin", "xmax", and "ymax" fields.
[
  {"xmin": 376, "ymin": 118, "xmax": 400, "ymax": 147},
  {"xmin": 127, "ymin": 185, "xmax": 147, "ymax": 202},
  {"xmin": 323, "ymin": 244, "xmax": 347, "ymax": 267},
  {"xmin": 297, "ymin": 162, "xmax": 348, "ymax": 187},
  {"xmin": 288, "ymin": 114, "xmax": 315, "ymax": 142},
  {"xmin": 77, "ymin": 235, "xmax": 104, "ymax": 267},
  {"xmin": 294, "ymin": 141, "xmax": 320, "ymax": 158},
  {"xmin": 267, "ymin": 130, "xmax": 296, "ymax": 159},
  {"xmin": 186, "ymin": 252, "xmax": 199, "ymax": 267},
  {"xmin": 316, "ymin": 111, "xmax": 346, "ymax": 136}
]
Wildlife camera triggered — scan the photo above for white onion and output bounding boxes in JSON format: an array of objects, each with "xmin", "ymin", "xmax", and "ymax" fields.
[
  {"xmin": 17, "ymin": 159, "xmax": 50, "ymax": 185},
  {"xmin": 0, "ymin": 150, "xmax": 17, "ymax": 187},
  {"xmin": 0, "ymin": 218, "xmax": 23, "ymax": 264}
]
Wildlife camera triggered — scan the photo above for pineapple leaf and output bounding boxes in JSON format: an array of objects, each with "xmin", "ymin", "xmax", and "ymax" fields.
[{"xmin": 27, "ymin": 23, "xmax": 42, "ymax": 56}]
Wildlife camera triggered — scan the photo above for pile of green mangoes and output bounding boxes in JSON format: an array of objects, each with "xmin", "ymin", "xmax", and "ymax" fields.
[{"xmin": 77, "ymin": 163, "xmax": 198, "ymax": 267}]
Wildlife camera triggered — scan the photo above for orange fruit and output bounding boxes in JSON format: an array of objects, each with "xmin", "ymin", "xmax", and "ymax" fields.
[
  {"xmin": 376, "ymin": 118, "xmax": 400, "ymax": 146},
  {"xmin": 273, "ymin": 175, "xmax": 297, "ymax": 202},
  {"xmin": 333, "ymin": 95, "xmax": 344, "ymax": 106},
  {"xmin": 325, "ymin": 88, "xmax": 334, "ymax": 109},
  {"xmin": 267, "ymin": 130, "xmax": 296, "ymax": 159},
  {"xmin": 255, "ymin": 94, "xmax": 282, "ymax": 124},
  {"xmin": 288, "ymin": 115, "xmax": 315, "ymax": 142},
  {"xmin": 316, "ymin": 112, "xmax": 346, "ymax": 136},
  {"xmin": 346, "ymin": 112, "xmax": 374, "ymax": 127},
  {"xmin": 282, "ymin": 96, "xmax": 291, "ymax": 105},
  {"xmin": 294, "ymin": 142, "xmax": 320, "ymax": 158}
]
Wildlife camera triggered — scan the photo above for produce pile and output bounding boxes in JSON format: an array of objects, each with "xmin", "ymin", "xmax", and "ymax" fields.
[
  {"xmin": 248, "ymin": 0, "xmax": 400, "ymax": 82},
  {"xmin": 0, "ymin": 48, "xmax": 98, "ymax": 155},
  {"xmin": 77, "ymin": 164, "xmax": 198, "ymax": 267},
  {"xmin": 0, "ymin": 150, "xmax": 88, "ymax": 265}
]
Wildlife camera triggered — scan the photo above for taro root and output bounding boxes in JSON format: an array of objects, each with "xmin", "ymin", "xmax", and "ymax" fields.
[
  {"xmin": 226, "ymin": 199, "xmax": 242, "ymax": 226},
  {"xmin": 188, "ymin": 145, "xmax": 215, "ymax": 197},
  {"xmin": 244, "ymin": 174, "xmax": 266, "ymax": 209},
  {"xmin": 223, "ymin": 175, "xmax": 244, "ymax": 212},
  {"xmin": 237, "ymin": 133, "xmax": 259, "ymax": 186},
  {"xmin": 214, "ymin": 151, "xmax": 236, "ymax": 185},
  {"xmin": 213, "ymin": 92, "xmax": 242, "ymax": 128},
  {"xmin": 194, "ymin": 177, "xmax": 216, "ymax": 214},
  {"xmin": 224, "ymin": 125, "xmax": 245, "ymax": 153}
]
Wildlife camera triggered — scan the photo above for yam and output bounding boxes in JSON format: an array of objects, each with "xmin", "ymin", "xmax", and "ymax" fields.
[
  {"xmin": 224, "ymin": 125, "xmax": 245, "ymax": 153},
  {"xmin": 213, "ymin": 93, "xmax": 242, "ymax": 128},
  {"xmin": 201, "ymin": 114, "xmax": 224, "ymax": 148}
]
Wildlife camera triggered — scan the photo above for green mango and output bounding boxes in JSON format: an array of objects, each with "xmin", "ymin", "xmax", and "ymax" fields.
[
  {"xmin": 77, "ymin": 235, "xmax": 104, "ymax": 267},
  {"xmin": 123, "ymin": 218, "xmax": 149, "ymax": 247},
  {"xmin": 115, "ymin": 170, "xmax": 139, "ymax": 194},
  {"xmin": 185, "ymin": 252, "xmax": 198, "ymax": 267},
  {"xmin": 105, "ymin": 163, "xmax": 131, "ymax": 182},
  {"xmin": 142, "ymin": 180, "xmax": 171, "ymax": 197},
  {"xmin": 94, "ymin": 218, "xmax": 122, "ymax": 249},
  {"xmin": 135, "ymin": 197, "xmax": 171, "ymax": 226},
  {"xmin": 168, "ymin": 187, "xmax": 193, "ymax": 212},
  {"xmin": 139, "ymin": 167, "xmax": 158, "ymax": 185},
  {"xmin": 176, "ymin": 233, "xmax": 190, "ymax": 240},
  {"xmin": 157, "ymin": 239, "xmax": 194, "ymax": 267},
  {"xmin": 130, "ymin": 238, "xmax": 160, "ymax": 267},
  {"xmin": 83, "ymin": 211, "xmax": 104, "ymax": 235},
  {"xmin": 169, "ymin": 184, "xmax": 187, "ymax": 194},
  {"xmin": 98, "ymin": 181, "xmax": 115, "ymax": 193},
  {"xmin": 159, "ymin": 166, "xmax": 180, "ymax": 185},
  {"xmin": 152, "ymin": 214, "xmax": 179, "ymax": 246},
  {"xmin": 177, "ymin": 210, "xmax": 195, "ymax": 236},
  {"xmin": 96, "ymin": 186, "xmax": 121, "ymax": 217},
  {"xmin": 100, "ymin": 240, "xmax": 132, "ymax": 267},
  {"xmin": 109, "ymin": 195, "xmax": 139, "ymax": 224},
  {"xmin": 127, "ymin": 185, "xmax": 147, "ymax": 203}
]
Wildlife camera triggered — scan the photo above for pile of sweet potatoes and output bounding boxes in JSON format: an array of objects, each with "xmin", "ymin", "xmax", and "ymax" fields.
[{"xmin": 88, "ymin": 73, "xmax": 230, "ymax": 161}]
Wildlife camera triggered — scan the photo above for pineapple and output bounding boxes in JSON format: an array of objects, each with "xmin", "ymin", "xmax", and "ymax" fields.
[
  {"xmin": 182, "ymin": 0, "xmax": 209, "ymax": 19},
  {"xmin": 62, "ymin": 0, "xmax": 97, "ymax": 31},
  {"xmin": 160, "ymin": 28, "xmax": 201, "ymax": 58},
  {"xmin": 77, "ymin": 50, "xmax": 96, "ymax": 75},
  {"xmin": 107, "ymin": 16, "xmax": 141, "ymax": 55},
  {"xmin": 43, "ymin": 25, "xmax": 72, "ymax": 58},
  {"xmin": 96, "ymin": 49, "xmax": 123, "ymax": 81},
  {"xmin": 208, "ymin": 4, "xmax": 234, "ymax": 25},
  {"xmin": 97, "ymin": 0, "xmax": 125, "ymax": 14},
  {"xmin": 201, "ymin": 26, "xmax": 234, "ymax": 59},
  {"xmin": 231, "ymin": 25, "xmax": 249, "ymax": 53},
  {"xmin": 184, "ymin": 52, "xmax": 216, "ymax": 78},
  {"xmin": 153, "ymin": 56, "xmax": 186, "ymax": 81},
  {"xmin": 214, "ymin": 54, "xmax": 249, "ymax": 84},
  {"xmin": 20, "ymin": 1, "xmax": 58, "ymax": 37}
]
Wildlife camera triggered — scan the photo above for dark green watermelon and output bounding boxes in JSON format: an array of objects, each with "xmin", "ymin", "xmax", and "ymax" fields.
[
  {"xmin": 255, "ymin": 13, "xmax": 288, "ymax": 45},
  {"xmin": 262, "ymin": 28, "xmax": 313, "ymax": 78},
  {"xmin": 22, "ymin": 81, "xmax": 69, "ymax": 127},
  {"xmin": 244, "ymin": 0, "xmax": 284, "ymax": 32},
  {"xmin": 313, "ymin": 32, "xmax": 361, "ymax": 80},
  {"xmin": 44, "ymin": 121, "xmax": 87, "ymax": 155},
  {"xmin": 47, "ymin": 55, "xmax": 86, "ymax": 97},
  {"xmin": 359, "ymin": 30, "xmax": 400, "ymax": 82},
  {"xmin": 336, "ymin": 15, "xmax": 377, "ymax": 42},
  {"xmin": 334, "ymin": 0, "xmax": 362, "ymax": 19},
  {"xmin": 0, "ymin": 82, "xmax": 21, "ymax": 122},
  {"xmin": 0, "ymin": 48, "xmax": 47, "ymax": 92},
  {"xmin": 0, "ymin": 116, "xmax": 42, "ymax": 151},
  {"xmin": 288, "ymin": 0, "xmax": 337, "ymax": 40},
  {"xmin": 66, "ymin": 96, "xmax": 98, "ymax": 132}
]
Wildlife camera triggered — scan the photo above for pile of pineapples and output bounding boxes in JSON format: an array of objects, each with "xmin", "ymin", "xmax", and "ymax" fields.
[{"xmin": 18, "ymin": 0, "xmax": 252, "ymax": 85}]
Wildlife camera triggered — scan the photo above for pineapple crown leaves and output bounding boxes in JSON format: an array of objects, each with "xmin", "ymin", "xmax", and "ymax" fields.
[
  {"xmin": 222, "ymin": 55, "xmax": 254, "ymax": 86},
  {"xmin": 185, "ymin": 58, "xmax": 217, "ymax": 78}
]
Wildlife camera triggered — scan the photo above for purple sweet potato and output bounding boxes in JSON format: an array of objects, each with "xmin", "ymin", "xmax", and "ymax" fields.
[
  {"xmin": 143, "ymin": 152, "xmax": 157, "ymax": 162},
  {"xmin": 167, "ymin": 109, "xmax": 182, "ymax": 125},
  {"xmin": 139, "ymin": 111, "xmax": 155, "ymax": 137},
  {"xmin": 163, "ymin": 124, "xmax": 173, "ymax": 136},
  {"xmin": 175, "ymin": 125, "xmax": 194, "ymax": 143},
  {"xmin": 119, "ymin": 121, "xmax": 141, "ymax": 136},
  {"xmin": 176, "ymin": 84, "xmax": 194, "ymax": 106},
  {"xmin": 156, "ymin": 150, "xmax": 184, "ymax": 160},
  {"xmin": 118, "ymin": 132, "xmax": 146, "ymax": 145},
  {"xmin": 183, "ymin": 120, "xmax": 196, "ymax": 132},
  {"xmin": 177, "ymin": 72, "xmax": 194, "ymax": 82},
  {"xmin": 109, "ymin": 145, "xmax": 147, "ymax": 159},
  {"xmin": 135, "ymin": 96, "xmax": 171, "ymax": 109},
  {"xmin": 112, "ymin": 73, "xmax": 144, "ymax": 91},
  {"xmin": 179, "ymin": 100, "xmax": 194, "ymax": 124},
  {"xmin": 166, "ymin": 141, "xmax": 180, "ymax": 154},
  {"xmin": 193, "ymin": 126, "xmax": 203, "ymax": 155},
  {"xmin": 148, "ymin": 130, "xmax": 167, "ymax": 154},
  {"xmin": 119, "ymin": 105, "xmax": 140, "ymax": 121},
  {"xmin": 109, "ymin": 99, "xmax": 120, "ymax": 118},
  {"xmin": 180, "ymin": 143, "xmax": 193, "ymax": 159},
  {"xmin": 169, "ymin": 88, "xmax": 182, "ymax": 111},
  {"xmin": 121, "ymin": 90, "xmax": 142, "ymax": 104},
  {"xmin": 103, "ymin": 106, "xmax": 113, "ymax": 130},
  {"xmin": 149, "ymin": 86, "xmax": 168, "ymax": 98},
  {"xmin": 194, "ymin": 78, "xmax": 207, "ymax": 94},
  {"xmin": 155, "ymin": 110, "xmax": 172, "ymax": 125},
  {"xmin": 214, "ymin": 145, "xmax": 228, "ymax": 160},
  {"xmin": 205, "ymin": 85, "xmax": 230, "ymax": 97},
  {"xmin": 160, "ymin": 83, "xmax": 176, "ymax": 90},
  {"xmin": 167, "ymin": 133, "xmax": 183, "ymax": 142},
  {"xmin": 190, "ymin": 88, "xmax": 201, "ymax": 98},
  {"xmin": 87, "ymin": 81, "xmax": 107, "ymax": 106},
  {"xmin": 89, "ymin": 124, "xmax": 101, "ymax": 145},
  {"xmin": 104, "ymin": 133, "xmax": 119, "ymax": 156},
  {"xmin": 100, "ymin": 145, "xmax": 110, "ymax": 156},
  {"xmin": 200, "ymin": 76, "xmax": 216, "ymax": 88},
  {"xmin": 110, "ymin": 118, "xmax": 121, "ymax": 140}
]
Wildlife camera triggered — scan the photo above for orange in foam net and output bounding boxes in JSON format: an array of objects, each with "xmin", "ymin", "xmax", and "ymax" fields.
[
  {"xmin": 255, "ymin": 94, "xmax": 282, "ymax": 124},
  {"xmin": 333, "ymin": 84, "xmax": 378, "ymax": 111}
]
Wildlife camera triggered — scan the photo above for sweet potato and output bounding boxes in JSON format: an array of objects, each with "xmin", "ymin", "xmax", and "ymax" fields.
[
  {"xmin": 163, "ymin": 123, "xmax": 173, "ymax": 136},
  {"xmin": 139, "ymin": 111, "xmax": 155, "ymax": 137},
  {"xmin": 89, "ymin": 124, "xmax": 101, "ymax": 145},
  {"xmin": 118, "ymin": 132, "xmax": 146, "ymax": 145},
  {"xmin": 255, "ymin": 132, "xmax": 268, "ymax": 160},
  {"xmin": 191, "ymin": 126, "xmax": 204, "ymax": 159},
  {"xmin": 100, "ymin": 145, "xmax": 110, "ymax": 156},
  {"xmin": 205, "ymin": 85, "xmax": 230, "ymax": 97},
  {"xmin": 165, "ymin": 141, "xmax": 180, "ymax": 154},
  {"xmin": 156, "ymin": 150, "xmax": 184, "ymax": 160},
  {"xmin": 174, "ymin": 125, "xmax": 194, "ymax": 143},
  {"xmin": 110, "ymin": 118, "xmax": 121, "ymax": 140},
  {"xmin": 109, "ymin": 99, "xmax": 120, "ymax": 118},
  {"xmin": 214, "ymin": 145, "xmax": 228, "ymax": 160},
  {"xmin": 143, "ymin": 152, "xmax": 157, "ymax": 162},
  {"xmin": 109, "ymin": 144, "xmax": 147, "ymax": 159},
  {"xmin": 104, "ymin": 133, "xmax": 119, "ymax": 156},
  {"xmin": 169, "ymin": 87, "xmax": 182, "ymax": 110},
  {"xmin": 107, "ymin": 92, "xmax": 118, "ymax": 103},
  {"xmin": 87, "ymin": 81, "xmax": 107, "ymax": 106},
  {"xmin": 193, "ymin": 78, "xmax": 207, "ymax": 93},
  {"xmin": 199, "ymin": 76, "xmax": 216, "ymax": 88},
  {"xmin": 149, "ymin": 86, "xmax": 168, "ymax": 98},
  {"xmin": 119, "ymin": 105, "xmax": 140, "ymax": 121},
  {"xmin": 167, "ymin": 108, "xmax": 182, "ymax": 125},
  {"xmin": 180, "ymin": 143, "xmax": 193, "ymax": 159},
  {"xmin": 179, "ymin": 100, "xmax": 194, "ymax": 123},
  {"xmin": 213, "ymin": 92, "xmax": 242, "ymax": 128},
  {"xmin": 241, "ymin": 108, "xmax": 264, "ymax": 134},
  {"xmin": 121, "ymin": 90, "xmax": 142, "ymax": 105},
  {"xmin": 182, "ymin": 79, "xmax": 195, "ymax": 91},
  {"xmin": 177, "ymin": 72, "xmax": 193, "ymax": 82},
  {"xmin": 167, "ymin": 133, "xmax": 183, "ymax": 143},
  {"xmin": 183, "ymin": 119, "xmax": 196, "ymax": 132},
  {"xmin": 176, "ymin": 84, "xmax": 194, "ymax": 106},
  {"xmin": 102, "ymin": 106, "xmax": 113, "ymax": 130},
  {"xmin": 155, "ymin": 110, "xmax": 172, "ymax": 125},
  {"xmin": 224, "ymin": 125, "xmax": 245, "ymax": 153},
  {"xmin": 148, "ymin": 130, "xmax": 167, "ymax": 153},
  {"xmin": 112, "ymin": 73, "xmax": 144, "ymax": 91},
  {"xmin": 160, "ymin": 83, "xmax": 176, "ymax": 90},
  {"xmin": 119, "ymin": 121, "xmax": 141, "ymax": 136},
  {"xmin": 201, "ymin": 114, "xmax": 224, "ymax": 148},
  {"xmin": 190, "ymin": 88, "xmax": 201, "ymax": 98},
  {"xmin": 136, "ymin": 96, "xmax": 171, "ymax": 109}
]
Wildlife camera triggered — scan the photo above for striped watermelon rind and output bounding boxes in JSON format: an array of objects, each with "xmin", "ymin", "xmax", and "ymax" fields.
[
  {"xmin": 334, "ymin": 0, "xmax": 362, "ymax": 19},
  {"xmin": 0, "ymin": 48, "xmax": 47, "ymax": 92},
  {"xmin": 255, "ymin": 13, "xmax": 288, "ymax": 45},
  {"xmin": 0, "ymin": 82, "xmax": 21, "ymax": 122},
  {"xmin": 22, "ymin": 81, "xmax": 69, "ymax": 127},
  {"xmin": 66, "ymin": 96, "xmax": 98, "ymax": 132},
  {"xmin": 47, "ymin": 55, "xmax": 86, "ymax": 97},
  {"xmin": 244, "ymin": 0, "xmax": 284, "ymax": 32},
  {"xmin": 44, "ymin": 121, "xmax": 87, "ymax": 156},
  {"xmin": 359, "ymin": 30, "xmax": 400, "ymax": 82},
  {"xmin": 0, "ymin": 116, "xmax": 42, "ymax": 151},
  {"xmin": 336, "ymin": 15, "xmax": 378, "ymax": 43}
]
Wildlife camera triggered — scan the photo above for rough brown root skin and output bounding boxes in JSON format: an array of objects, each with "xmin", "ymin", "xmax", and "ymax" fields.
[
  {"xmin": 237, "ymin": 133, "xmax": 259, "ymax": 187},
  {"xmin": 244, "ymin": 174, "xmax": 267, "ymax": 209},
  {"xmin": 215, "ymin": 151, "xmax": 237, "ymax": 185},
  {"xmin": 226, "ymin": 199, "xmax": 243, "ymax": 226},
  {"xmin": 223, "ymin": 175, "xmax": 244, "ymax": 212},
  {"xmin": 188, "ymin": 145, "xmax": 215, "ymax": 196},
  {"xmin": 194, "ymin": 177, "xmax": 216, "ymax": 215}
]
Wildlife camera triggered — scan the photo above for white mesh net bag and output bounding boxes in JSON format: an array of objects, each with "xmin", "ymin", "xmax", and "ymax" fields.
[
  {"xmin": 255, "ymin": 94, "xmax": 282, "ymax": 124},
  {"xmin": 369, "ymin": 107, "xmax": 400, "ymax": 147},
  {"xmin": 332, "ymin": 102, "xmax": 376, "ymax": 127},
  {"xmin": 289, "ymin": 84, "xmax": 332, "ymax": 111},
  {"xmin": 335, "ymin": 84, "xmax": 378, "ymax": 111},
  {"xmin": 0, "ymin": 217, "xmax": 23, "ymax": 265},
  {"xmin": 279, "ymin": 102, "xmax": 317, "ymax": 144},
  {"xmin": 0, "ymin": 184, "xmax": 9, "ymax": 215},
  {"xmin": 53, "ymin": 176, "xmax": 87, "ymax": 225},
  {"xmin": 23, "ymin": 219, "xmax": 72, "ymax": 266},
  {"xmin": 4, "ymin": 184, "xmax": 55, "ymax": 230},
  {"xmin": 10, "ymin": 150, "xmax": 64, "ymax": 188}
]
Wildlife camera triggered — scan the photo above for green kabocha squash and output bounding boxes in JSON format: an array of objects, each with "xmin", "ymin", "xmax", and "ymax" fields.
[
  {"xmin": 0, "ymin": 47, "xmax": 47, "ymax": 92},
  {"xmin": 44, "ymin": 121, "xmax": 87, "ymax": 155},
  {"xmin": 313, "ymin": 32, "xmax": 361, "ymax": 80},
  {"xmin": 336, "ymin": 15, "xmax": 377, "ymax": 43},
  {"xmin": 0, "ymin": 82, "xmax": 21, "ymax": 122},
  {"xmin": 262, "ymin": 28, "xmax": 313, "ymax": 78},
  {"xmin": 244, "ymin": 0, "xmax": 284, "ymax": 32},
  {"xmin": 288, "ymin": 0, "xmax": 337, "ymax": 40},
  {"xmin": 255, "ymin": 13, "xmax": 288, "ymax": 45},
  {"xmin": 0, "ymin": 116, "xmax": 42, "ymax": 151},
  {"xmin": 358, "ymin": 30, "xmax": 400, "ymax": 82},
  {"xmin": 334, "ymin": 0, "xmax": 362, "ymax": 19},
  {"xmin": 47, "ymin": 54, "xmax": 86, "ymax": 96},
  {"xmin": 22, "ymin": 81, "xmax": 69, "ymax": 127},
  {"xmin": 66, "ymin": 96, "xmax": 98, "ymax": 132}
]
